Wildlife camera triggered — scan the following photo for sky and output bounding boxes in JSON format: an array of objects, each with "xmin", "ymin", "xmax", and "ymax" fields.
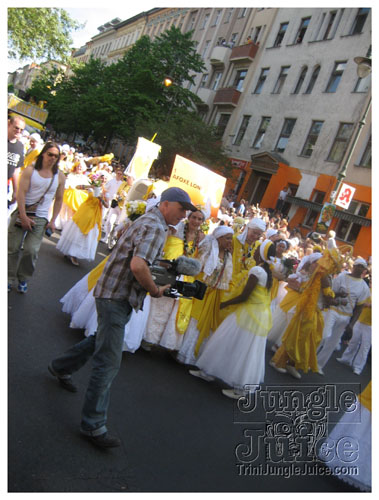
[{"xmin": 7, "ymin": 3, "xmax": 157, "ymax": 72}]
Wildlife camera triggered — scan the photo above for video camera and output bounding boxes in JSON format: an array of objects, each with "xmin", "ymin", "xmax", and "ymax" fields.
[{"xmin": 150, "ymin": 256, "xmax": 207, "ymax": 300}]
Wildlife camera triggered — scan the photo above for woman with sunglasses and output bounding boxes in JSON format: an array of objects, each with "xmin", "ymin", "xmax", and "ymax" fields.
[{"xmin": 8, "ymin": 142, "xmax": 66, "ymax": 293}]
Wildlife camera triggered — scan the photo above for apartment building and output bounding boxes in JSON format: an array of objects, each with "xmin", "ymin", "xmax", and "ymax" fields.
[{"xmin": 189, "ymin": 7, "xmax": 371, "ymax": 257}]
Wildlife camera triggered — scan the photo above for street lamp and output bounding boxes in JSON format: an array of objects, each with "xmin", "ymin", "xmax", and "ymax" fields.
[
  {"xmin": 330, "ymin": 52, "xmax": 371, "ymax": 204},
  {"xmin": 163, "ymin": 76, "xmax": 174, "ymax": 87}
]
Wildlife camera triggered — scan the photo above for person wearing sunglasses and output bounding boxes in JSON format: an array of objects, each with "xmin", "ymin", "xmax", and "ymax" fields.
[{"xmin": 8, "ymin": 142, "xmax": 66, "ymax": 293}]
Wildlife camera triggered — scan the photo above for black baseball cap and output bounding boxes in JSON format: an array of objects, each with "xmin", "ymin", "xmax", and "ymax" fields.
[{"xmin": 160, "ymin": 187, "xmax": 197, "ymax": 211}]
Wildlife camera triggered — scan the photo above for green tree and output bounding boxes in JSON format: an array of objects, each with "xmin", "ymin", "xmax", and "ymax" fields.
[
  {"xmin": 28, "ymin": 26, "xmax": 230, "ymax": 175},
  {"xmin": 8, "ymin": 8, "xmax": 82, "ymax": 62}
]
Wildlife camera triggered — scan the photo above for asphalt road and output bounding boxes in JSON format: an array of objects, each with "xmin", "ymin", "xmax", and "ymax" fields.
[{"xmin": 8, "ymin": 232, "xmax": 371, "ymax": 492}]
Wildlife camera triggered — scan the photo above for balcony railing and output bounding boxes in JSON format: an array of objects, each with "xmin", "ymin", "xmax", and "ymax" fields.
[
  {"xmin": 230, "ymin": 42, "xmax": 259, "ymax": 63},
  {"xmin": 196, "ymin": 87, "xmax": 215, "ymax": 109},
  {"xmin": 213, "ymin": 87, "xmax": 241, "ymax": 107},
  {"xmin": 286, "ymin": 196, "xmax": 371, "ymax": 227},
  {"xmin": 209, "ymin": 45, "xmax": 231, "ymax": 67}
]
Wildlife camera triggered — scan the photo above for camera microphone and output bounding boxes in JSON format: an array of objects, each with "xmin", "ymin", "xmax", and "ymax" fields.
[{"xmin": 174, "ymin": 256, "xmax": 202, "ymax": 277}]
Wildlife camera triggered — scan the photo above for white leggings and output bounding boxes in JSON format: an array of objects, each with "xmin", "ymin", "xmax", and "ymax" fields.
[
  {"xmin": 317, "ymin": 309, "xmax": 350, "ymax": 369},
  {"xmin": 338, "ymin": 321, "xmax": 371, "ymax": 374}
]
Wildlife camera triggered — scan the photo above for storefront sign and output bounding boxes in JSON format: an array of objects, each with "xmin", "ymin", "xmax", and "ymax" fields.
[{"xmin": 335, "ymin": 183, "xmax": 356, "ymax": 210}]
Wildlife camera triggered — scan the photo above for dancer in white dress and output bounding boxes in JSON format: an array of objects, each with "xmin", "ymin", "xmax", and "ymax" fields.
[
  {"xmin": 143, "ymin": 209, "xmax": 206, "ymax": 351},
  {"xmin": 176, "ymin": 226, "xmax": 234, "ymax": 365},
  {"xmin": 189, "ymin": 239, "xmax": 276, "ymax": 399},
  {"xmin": 56, "ymin": 180, "xmax": 109, "ymax": 266}
]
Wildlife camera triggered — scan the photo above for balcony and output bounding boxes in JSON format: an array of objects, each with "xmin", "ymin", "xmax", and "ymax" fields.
[
  {"xmin": 230, "ymin": 42, "xmax": 259, "ymax": 63},
  {"xmin": 196, "ymin": 87, "xmax": 215, "ymax": 109},
  {"xmin": 209, "ymin": 45, "xmax": 231, "ymax": 67},
  {"xmin": 213, "ymin": 87, "xmax": 241, "ymax": 107}
]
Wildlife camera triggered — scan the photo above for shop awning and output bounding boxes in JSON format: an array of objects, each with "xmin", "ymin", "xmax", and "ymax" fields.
[{"xmin": 286, "ymin": 196, "xmax": 371, "ymax": 227}]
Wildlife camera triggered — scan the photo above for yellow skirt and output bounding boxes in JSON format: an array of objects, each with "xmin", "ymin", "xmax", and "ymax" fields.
[
  {"xmin": 272, "ymin": 307, "xmax": 324, "ymax": 373},
  {"xmin": 63, "ymin": 188, "xmax": 89, "ymax": 212},
  {"xmin": 192, "ymin": 287, "xmax": 223, "ymax": 356}
]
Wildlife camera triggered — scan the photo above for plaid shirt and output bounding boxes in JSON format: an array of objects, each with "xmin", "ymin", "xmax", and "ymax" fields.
[{"xmin": 94, "ymin": 206, "xmax": 169, "ymax": 310}]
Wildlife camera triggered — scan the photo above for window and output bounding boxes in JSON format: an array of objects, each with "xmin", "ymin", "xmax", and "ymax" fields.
[
  {"xmin": 212, "ymin": 71, "xmax": 223, "ymax": 90},
  {"xmin": 200, "ymin": 74, "xmax": 208, "ymax": 88},
  {"xmin": 188, "ymin": 15, "xmax": 196, "ymax": 31},
  {"xmin": 201, "ymin": 13, "xmax": 210, "ymax": 29},
  {"xmin": 358, "ymin": 136, "xmax": 371, "ymax": 168},
  {"xmin": 213, "ymin": 10, "xmax": 222, "ymax": 26},
  {"xmin": 216, "ymin": 113, "xmax": 231, "ymax": 139},
  {"xmin": 253, "ymin": 26, "xmax": 262, "ymax": 43},
  {"xmin": 275, "ymin": 118, "xmax": 296, "ymax": 152},
  {"xmin": 272, "ymin": 66, "xmax": 290, "ymax": 94},
  {"xmin": 202, "ymin": 40, "xmax": 210, "ymax": 58},
  {"xmin": 253, "ymin": 68, "xmax": 269, "ymax": 94},
  {"xmin": 234, "ymin": 115, "xmax": 251, "ymax": 145},
  {"xmin": 295, "ymin": 17, "xmax": 311, "ymax": 43},
  {"xmin": 304, "ymin": 65, "xmax": 320, "ymax": 94},
  {"xmin": 239, "ymin": 8, "xmax": 248, "ymax": 18},
  {"xmin": 323, "ymin": 11, "xmax": 337, "ymax": 39},
  {"xmin": 293, "ymin": 66, "xmax": 308, "ymax": 94},
  {"xmin": 225, "ymin": 9, "xmax": 233, "ymax": 23},
  {"xmin": 325, "ymin": 61, "xmax": 346, "ymax": 93},
  {"xmin": 350, "ymin": 8, "xmax": 369, "ymax": 35},
  {"xmin": 354, "ymin": 73, "xmax": 371, "ymax": 93},
  {"xmin": 233, "ymin": 69, "xmax": 247, "ymax": 91},
  {"xmin": 274, "ymin": 22, "xmax": 288, "ymax": 47},
  {"xmin": 252, "ymin": 117, "xmax": 271, "ymax": 149},
  {"xmin": 230, "ymin": 33, "xmax": 238, "ymax": 47},
  {"xmin": 303, "ymin": 190, "xmax": 326, "ymax": 227},
  {"xmin": 301, "ymin": 121, "xmax": 324, "ymax": 157},
  {"xmin": 335, "ymin": 201, "xmax": 370, "ymax": 244},
  {"xmin": 327, "ymin": 123, "xmax": 354, "ymax": 162}
]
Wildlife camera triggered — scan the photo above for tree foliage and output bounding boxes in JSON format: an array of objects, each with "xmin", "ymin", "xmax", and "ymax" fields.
[
  {"xmin": 28, "ymin": 26, "xmax": 231, "ymax": 174},
  {"xmin": 8, "ymin": 8, "xmax": 82, "ymax": 62}
]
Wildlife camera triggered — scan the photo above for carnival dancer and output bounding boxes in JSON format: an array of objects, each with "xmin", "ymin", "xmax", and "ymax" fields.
[
  {"xmin": 270, "ymin": 247, "xmax": 351, "ymax": 379},
  {"xmin": 101, "ymin": 167, "xmax": 125, "ymax": 244},
  {"xmin": 317, "ymin": 257, "xmax": 370, "ymax": 375},
  {"xmin": 336, "ymin": 291, "xmax": 371, "ymax": 375},
  {"xmin": 189, "ymin": 240, "xmax": 275, "ymax": 399},
  {"xmin": 269, "ymin": 239, "xmax": 291, "ymax": 314},
  {"xmin": 267, "ymin": 252, "xmax": 321, "ymax": 352},
  {"xmin": 56, "ymin": 176, "xmax": 109, "ymax": 266},
  {"xmin": 22, "ymin": 133, "xmax": 44, "ymax": 170},
  {"xmin": 218, "ymin": 217, "xmax": 266, "ymax": 323},
  {"xmin": 54, "ymin": 158, "xmax": 90, "ymax": 230},
  {"xmin": 143, "ymin": 208, "xmax": 206, "ymax": 351},
  {"xmin": 176, "ymin": 226, "xmax": 234, "ymax": 366}
]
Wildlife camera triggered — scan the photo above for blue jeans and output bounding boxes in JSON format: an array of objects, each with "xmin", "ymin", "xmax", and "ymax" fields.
[{"xmin": 52, "ymin": 298, "xmax": 132, "ymax": 436}]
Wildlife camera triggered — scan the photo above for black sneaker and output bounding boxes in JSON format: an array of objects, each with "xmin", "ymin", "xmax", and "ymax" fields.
[
  {"xmin": 48, "ymin": 363, "xmax": 78, "ymax": 393},
  {"xmin": 82, "ymin": 432, "xmax": 121, "ymax": 449}
]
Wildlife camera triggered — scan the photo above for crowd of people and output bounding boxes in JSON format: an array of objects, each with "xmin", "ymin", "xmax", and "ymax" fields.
[{"xmin": 8, "ymin": 115, "xmax": 371, "ymax": 478}]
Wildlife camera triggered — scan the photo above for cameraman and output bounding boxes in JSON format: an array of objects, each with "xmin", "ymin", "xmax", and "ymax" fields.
[{"xmin": 49, "ymin": 187, "xmax": 197, "ymax": 449}]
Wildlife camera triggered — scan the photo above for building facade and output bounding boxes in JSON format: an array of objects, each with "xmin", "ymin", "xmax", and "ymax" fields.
[{"xmin": 9, "ymin": 7, "xmax": 371, "ymax": 256}]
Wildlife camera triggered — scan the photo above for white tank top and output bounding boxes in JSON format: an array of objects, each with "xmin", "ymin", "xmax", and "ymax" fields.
[{"xmin": 25, "ymin": 169, "xmax": 59, "ymax": 219}]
